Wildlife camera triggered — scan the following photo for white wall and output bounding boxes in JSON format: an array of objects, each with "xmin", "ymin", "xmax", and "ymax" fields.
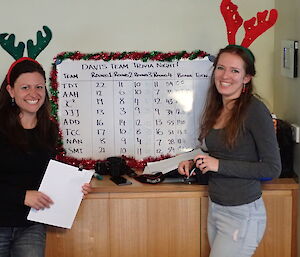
[
  {"xmin": 274, "ymin": 0, "xmax": 300, "ymax": 255},
  {"xmin": 0, "ymin": 0, "xmax": 275, "ymax": 108}
]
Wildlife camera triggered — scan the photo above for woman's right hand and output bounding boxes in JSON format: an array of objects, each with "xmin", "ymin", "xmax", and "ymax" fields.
[
  {"xmin": 178, "ymin": 160, "xmax": 194, "ymax": 177},
  {"xmin": 25, "ymin": 190, "xmax": 53, "ymax": 210}
]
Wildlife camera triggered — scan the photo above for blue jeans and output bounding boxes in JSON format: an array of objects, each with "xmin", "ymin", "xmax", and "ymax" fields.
[
  {"xmin": 208, "ymin": 197, "xmax": 266, "ymax": 257},
  {"xmin": 0, "ymin": 224, "xmax": 46, "ymax": 257}
]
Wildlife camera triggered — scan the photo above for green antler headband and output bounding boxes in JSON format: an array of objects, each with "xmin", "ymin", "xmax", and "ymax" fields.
[{"xmin": 0, "ymin": 25, "xmax": 52, "ymax": 60}]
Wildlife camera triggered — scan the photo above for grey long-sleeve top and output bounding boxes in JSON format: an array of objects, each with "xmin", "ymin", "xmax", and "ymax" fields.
[{"xmin": 205, "ymin": 96, "xmax": 281, "ymax": 206}]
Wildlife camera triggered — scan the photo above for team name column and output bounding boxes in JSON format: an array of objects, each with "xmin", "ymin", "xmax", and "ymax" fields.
[{"xmin": 57, "ymin": 61, "xmax": 93, "ymax": 158}]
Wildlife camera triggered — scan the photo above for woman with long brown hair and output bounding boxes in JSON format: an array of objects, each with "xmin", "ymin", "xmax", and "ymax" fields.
[
  {"xmin": 178, "ymin": 45, "xmax": 281, "ymax": 257},
  {"xmin": 0, "ymin": 58, "xmax": 90, "ymax": 257}
]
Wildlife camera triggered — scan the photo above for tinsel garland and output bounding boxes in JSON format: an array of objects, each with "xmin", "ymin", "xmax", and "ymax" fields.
[
  {"xmin": 50, "ymin": 50, "xmax": 210, "ymax": 169},
  {"xmin": 55, "ymin": 152, "xmax": 172, "ymax": 170},
  {"xmin": 54, "ymin": 50, "xmax": 210, "ymax": 63}
]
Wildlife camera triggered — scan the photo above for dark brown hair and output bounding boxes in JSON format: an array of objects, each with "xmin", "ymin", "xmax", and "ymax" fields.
[
  {"xmin": 199, "ymin": 45, "xmax": 256, "ymax": 148},
  {"xmin": 0, "ymin": 59, "xmax": 57, "ymax": 151}
]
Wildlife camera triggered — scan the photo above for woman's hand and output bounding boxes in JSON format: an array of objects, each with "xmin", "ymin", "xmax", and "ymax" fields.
[
  {"xmin": 194, "ymin": 155, "xmax": 219, "ymax": 174},
  {"xmin": 178, "ymin": 160, "xmax": 194, "ymax": 177},
  {"xmin": 82, "ymin": 183, "xmax": 92, "ymax": 198},
  {"xmin": 25, "ymin": 190, "xmax": 53, "ymax": 210}
]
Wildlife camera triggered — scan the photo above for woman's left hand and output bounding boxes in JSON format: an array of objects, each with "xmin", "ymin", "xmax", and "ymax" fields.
[
  {"xmin": 82, "ymin": 183, "xmax": 92, "ymax": 197},
  {"xmin": 193, "ymin": 155, "xmax": 219, "ymax": 174}
]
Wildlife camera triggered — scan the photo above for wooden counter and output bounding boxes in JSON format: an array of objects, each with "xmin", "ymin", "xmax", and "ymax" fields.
[{"xmin": 46, "ymin": 177, "xmax": 298, "ymax": 257}]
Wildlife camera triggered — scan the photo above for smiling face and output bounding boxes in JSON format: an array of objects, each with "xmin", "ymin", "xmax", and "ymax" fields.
[
  {"xmin": 214, "ymin": 52, "xmax": 252, "ymax": 103},
  {"xmin": 6, "ymin": 72, "xmax": 46, "ymax": 117}
]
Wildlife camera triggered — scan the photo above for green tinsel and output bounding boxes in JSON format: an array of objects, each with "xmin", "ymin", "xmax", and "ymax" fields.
[{"xmin": 49, "ymin": 88, "xmax": 58, "ymax": 96}]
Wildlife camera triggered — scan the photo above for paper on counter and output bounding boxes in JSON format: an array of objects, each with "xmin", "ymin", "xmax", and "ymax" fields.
[{"xmin": 143, "ymin": 148, "xmax": 206, "ymax": 174}]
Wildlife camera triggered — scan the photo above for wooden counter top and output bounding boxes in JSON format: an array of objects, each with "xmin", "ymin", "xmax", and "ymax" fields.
[
  {"xmin": 47, "ymin": 176, "xmax": 299, "ymax": 257},
  {"xmin": 90, "ymin": 176, "xmax": 299, "ymax": 194}
]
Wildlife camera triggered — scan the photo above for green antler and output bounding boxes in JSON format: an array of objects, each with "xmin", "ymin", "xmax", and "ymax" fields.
[
  {"xmin": 27, "ymin": 25, "xmax": 52, "ymax": 59},
  {"xmin": 0, "ymin": 33, "xmax": 25, "ymax": 60}
]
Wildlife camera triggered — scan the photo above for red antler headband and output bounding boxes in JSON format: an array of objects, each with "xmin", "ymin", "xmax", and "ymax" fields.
[
  {"xmin": 220, "ymin": 0, "xmax": 278, "ymax": 48},
  {"xmin": 6, "ymin": 57, "xmax": 40, "ymax": 85}
]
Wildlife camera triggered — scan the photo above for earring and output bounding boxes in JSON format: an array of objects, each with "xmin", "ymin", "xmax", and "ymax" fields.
[
  {"xmin": 242, "ymin": 83, "xmax": 246, "ymax": 93},
  {"xmin": 11, "ymin": 98, "xmax": 15, "ymax": 107}
]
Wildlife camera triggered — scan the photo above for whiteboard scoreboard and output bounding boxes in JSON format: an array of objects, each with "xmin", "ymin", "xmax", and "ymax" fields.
[{"xmin": 55, "ymin": 57, "xmax": 213, "ymax": 160}]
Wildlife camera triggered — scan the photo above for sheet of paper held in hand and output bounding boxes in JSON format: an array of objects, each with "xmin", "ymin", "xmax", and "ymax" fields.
[
  {"xmin": 27, "ymin": 160, "xmax": 94, "ymax": 229},
  {"xmin": 143, "ymin": 148, "xmax": 207, "ymax": 174}
]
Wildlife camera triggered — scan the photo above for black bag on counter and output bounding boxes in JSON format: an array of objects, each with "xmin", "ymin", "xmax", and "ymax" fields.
[
  {"xmin": 276, "ymin": 119, "xmax": 295, "ymax": 178},
  {"xmin": 95, "ymin": 157, "xmax": 137, "ymax": 177},
  {"xmin": 134, "ymin": 168, "xmax": 208, "ymax": 185}
]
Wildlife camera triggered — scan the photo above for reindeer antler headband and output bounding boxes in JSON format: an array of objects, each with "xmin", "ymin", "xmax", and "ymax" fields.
[
  {"xmin": 0, "ymin": 26, "xmax": 52, "ymax": 60},
  {"xmin": 220, "ymin": 0, "xmax": 278, "ymax": 48},
  {"xmin": 0, "ymin": 25, "xmax": 52, "ymax": 85}
]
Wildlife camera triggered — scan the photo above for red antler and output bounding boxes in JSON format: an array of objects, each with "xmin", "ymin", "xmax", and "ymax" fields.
[
  {"xmin": 241, "ymin": 9, "xmax": 278, "ymax": 48},
  {"xmin": 220, "ymin": 0, "xmax": 243, "ymax": 45}
]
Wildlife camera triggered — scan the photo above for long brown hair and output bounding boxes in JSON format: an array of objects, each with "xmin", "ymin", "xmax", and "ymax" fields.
[
  {"xmin": 0, "ymin": 59, "xmax": 57, "ymax": 151},
  {"xmin": 199, "ymin": 45, "xmax": 256, "ymax": 148}
]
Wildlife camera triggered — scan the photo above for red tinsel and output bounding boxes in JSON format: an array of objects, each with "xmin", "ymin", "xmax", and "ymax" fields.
[
  {"xmin": 70, "ymin": 52, "xmax": 85, "ymax": 60},
  {"xmin": 112, "ymin": 52, "xmax": 121, "ymax": 60},
  {"xmin": 90, "ymin": 54, "xmax": 102, "ymax": 60},
  {"xmin": 183, "ymin": 53, "xmax": 191, "ymax": 58},
  {"xmin": 55, "ymin": 152, "xmax": 172, "ymax": 170},
  {"xmin": 50, "ymin": 69, "xmax": 58, "ymax": 90},
  {"xmin": 51, "ymin": 95, "xmax": 58, "ymax": 102}
]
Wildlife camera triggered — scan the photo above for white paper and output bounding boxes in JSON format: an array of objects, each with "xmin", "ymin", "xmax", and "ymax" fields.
[
  {"xmin": 143, "ymin": 148, "xmax": 207, "ymax": 174},
  {"xmin": 27, "ymin": 160, "xmax": 94, "ymax": 229}
]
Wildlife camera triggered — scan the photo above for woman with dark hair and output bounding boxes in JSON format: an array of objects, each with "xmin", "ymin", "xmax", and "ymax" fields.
[
  {"xmin": 0, "ymin": 57, "xmax": 90, "ymax": 257},
  {"xmin": 178, "ymin": 45, "xmax": 281, "ymax": 257}
]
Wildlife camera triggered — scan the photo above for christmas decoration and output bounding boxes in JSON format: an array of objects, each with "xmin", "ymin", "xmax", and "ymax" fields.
[
  {"xmin": 0, "ymin": 26, "xmax": 52, "ymax": 60},
  {"xmin": 50, "ymin": 50, "xmax": 210, "ymax": 169}
]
